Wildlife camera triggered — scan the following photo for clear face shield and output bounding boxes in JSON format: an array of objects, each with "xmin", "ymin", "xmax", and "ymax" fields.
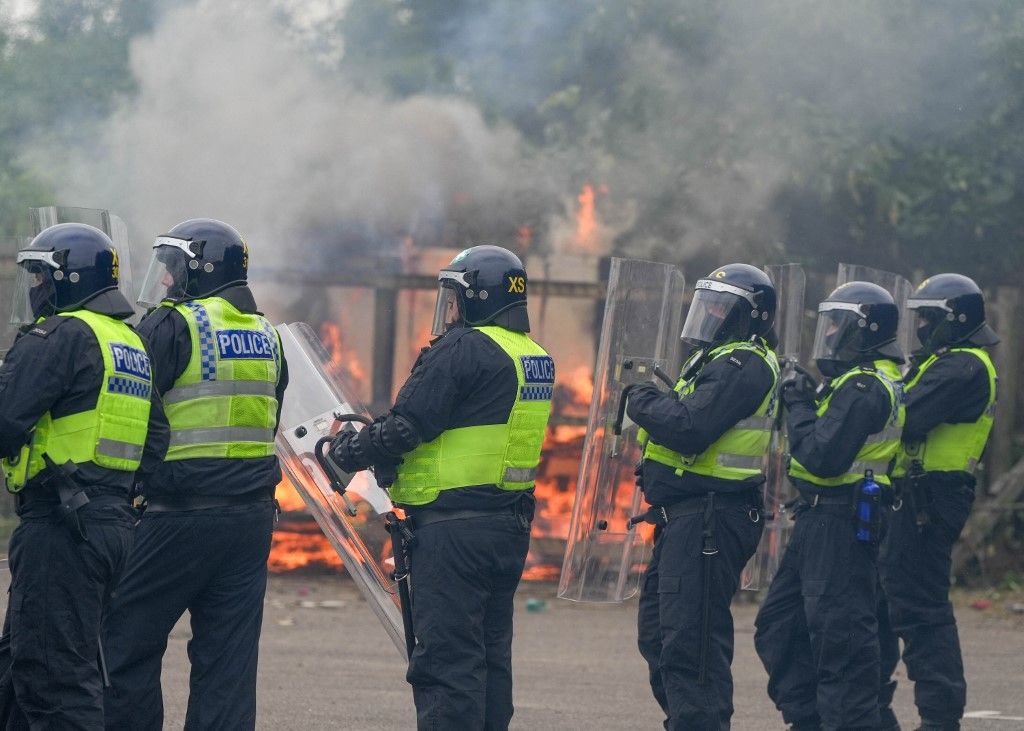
[
  {"xmin": 430, "ymin": 271, "xmax": 469, "ymax": 336},
  {"xmin": 810, "ymin": 302, "xmax": 863, "ymax": 362},
  {"xmin": 137, "ymin": 237, "xmax": 194, "ymax": 307},
  {"xmin": 906, "ymin": 298, "xmax": 949, "ymax": 347},
  {"xmin": 679, "ymin": 280, "xmax": 751, "ymax": 347},
  {"xmin": 10, "ymin": 250, "xmax": 61, "ymax": 325}
]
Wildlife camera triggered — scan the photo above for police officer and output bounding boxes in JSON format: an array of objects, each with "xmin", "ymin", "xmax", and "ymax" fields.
[
  {"xmin": 625, "ymin": 264, "xmax": 778, "ymax": 731},
  {"xmin": 102, "ymin": 219, "xmax": 288, "ymax": 729},
  {"xmin": 330, "ymin": 246, "xmax": 553, "ymax": 730},
  {"xmin": 754, "ymin": 281, "xmax": 905, "ymax": 731},
  {"xmin": 0, "ymin": 223, "xmax": 161, "ymax": 727},
  {"xmin": 879, "ymin": 274, "xmax": 998, "ymax": 731}
]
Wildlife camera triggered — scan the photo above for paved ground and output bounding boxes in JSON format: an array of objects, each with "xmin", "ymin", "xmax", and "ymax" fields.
[{"xmin": 2, "ymin": 567, "xmax": 1023, "ymax": 729}]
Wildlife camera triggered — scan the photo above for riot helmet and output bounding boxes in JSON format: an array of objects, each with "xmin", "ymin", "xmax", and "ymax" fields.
[
  {"xmin": 907, "ymin": 273, "xmax": 998, "ymax": 350},
  {"xmin": 431, "ymin": 245, "xmax": 530, "ymax": 335},
  {"xmin": 680, "ymin": 263, "xmax": 776, "ymax": 348},
  {"xmin": 138, "ymin": 218, "xmax": 248, "ymax": 306},
  {"xmin": 11, "ymin": 223, "xmax": 123, "ymax": 324},
  {"xmin": 811, "ymin": 281, "xmax": 902, "ymax": 377}
]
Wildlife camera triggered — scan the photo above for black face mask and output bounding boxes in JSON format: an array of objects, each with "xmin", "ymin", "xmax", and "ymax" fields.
[
  {"xmin": 29, "ymin": 279, "xmax": 56, "ymax": 318},
  {"xmin": 816, "ymin": 359, "xmax": 848, "ymax": 379}
]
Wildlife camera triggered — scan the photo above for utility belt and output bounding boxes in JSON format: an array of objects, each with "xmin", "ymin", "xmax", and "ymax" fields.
[
  {"xmin": 15, "ymin": 456, "xmax": 128, "ymax": 542},
  {"xmin": 143, "ymin": 489, "xmax": 274, "ymax": 513},
  {"xmin": 406, "ymin": 498, "xmax": 533, "ymax": 533},
  {"xmin": 629, "ymin": 491, "xmax": 759, "ymax": 557}
]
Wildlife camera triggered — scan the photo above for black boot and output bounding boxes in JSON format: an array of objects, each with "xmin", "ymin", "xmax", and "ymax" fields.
[{"xmin": 879, "ymin": 706, "xmax": 901, "ymax": 730}]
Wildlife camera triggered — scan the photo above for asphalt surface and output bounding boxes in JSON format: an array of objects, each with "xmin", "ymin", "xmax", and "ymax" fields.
[{"xmin": 1, "ymin": 565, "xmax": 1023, "ymax": 729}]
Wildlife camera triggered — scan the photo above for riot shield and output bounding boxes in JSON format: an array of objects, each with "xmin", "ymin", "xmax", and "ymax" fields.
[
  {"xmin": 741, "ymin": 264, "xmax": 806, "ymax": 590},
  {"xmin": 558, "ymin": 258, "xmax": 686, "ymax": 603},
  {"xmin": 29, "ymin": 206, "xmax": 136, "ymax": 312},
  {"xmin": 275, "ymin": 322, "xmax": 406, "ymax": 656},
  {"xmin": 836, "ymin": 263, "xmax": 914, "ymax": 361}
]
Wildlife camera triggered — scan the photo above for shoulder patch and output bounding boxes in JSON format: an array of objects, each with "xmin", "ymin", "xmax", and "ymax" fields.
[
  {"xmin": 26, "ymin": 317, "xmax": 66, "ymax": 338},
  {"xmin": 725, "ymin": 349, "xmax": 753, "ymax": 369}
]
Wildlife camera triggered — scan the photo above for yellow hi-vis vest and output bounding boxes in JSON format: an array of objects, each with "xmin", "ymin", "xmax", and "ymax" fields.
[
  {"xmin": 163, "ymin": 297, "xmax": 281, "ymax": 461},
  {"xmin": 2, "ymin": 310, "xmax": 152, "ymax": 493},
  {"xmin": 789, "ymin": 359, "xmax": 905, "ymax": 488},
  {"xmin": 640, "ymin": 339, "xmax": 780, "ymax": 481},
  {"xmin": 390, "ymin": 326, "xmax": 554, "ymax": 507},
  {"xmin": 893, "ymin": 347, "xmax": 997, "ymax": 476}
]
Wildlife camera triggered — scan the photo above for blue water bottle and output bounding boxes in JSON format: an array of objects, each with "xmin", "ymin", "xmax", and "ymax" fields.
[{"xmin": 856, "ymin": 469, "xmax": 881, "ymax": 542}]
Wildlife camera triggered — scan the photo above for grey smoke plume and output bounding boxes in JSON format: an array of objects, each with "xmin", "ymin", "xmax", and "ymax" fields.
[
  {"xmin": 24, "ymin": 0, "xmax": 1004, "ymax": 269},
  {"xmin": 27, "ymin": 0, "xmax": 549, "ymax": 267}
]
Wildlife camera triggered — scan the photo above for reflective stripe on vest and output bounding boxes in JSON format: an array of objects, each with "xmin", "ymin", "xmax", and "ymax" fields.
[
  {"xmin": 2, "ymin": 310, "xmax": 152, "ymax": 493},
  {"xmin": 390, "ymin": 326, "xmax": 554, "ymax": 507},
  {"xmin": 641, "ymin": 339, "xmax": 780, "ymax": 481},
  {"xmin": 788, "ymin": 359, "xmax": 905, "ymax": 488},
  {"xmin": 894, "ymin": 347, "xmax": 997, "ymax": 475},
  {"xmin": 163, "ymin": 297, "xmax": 281, "ymax": 461}
]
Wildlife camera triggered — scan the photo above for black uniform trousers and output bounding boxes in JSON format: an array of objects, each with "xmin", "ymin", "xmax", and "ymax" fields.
[
  {"xmin": 876, "ymin": 511, "xmax": 900, "ymax": 730},
  {"xmin": 754, "ymin": 502, "xmax": 880, "ymax": 731},
  {"xmin": 0, "ymin": 498, "xmax": 134, "ymax": 730},
  {"xmin": 102, "ymin": 501, "xmax": 275, "ymax": 731},
  {"xmin": 637, "ymin": 497, "xmax": 762, "ymax": 731},
  {"xmin": 406, "ymin": 511, "xmax": 531, "ymax": 731},
  {"xmin": 879, "ymin": 482, "xmax": 974, "ymax": 724}
]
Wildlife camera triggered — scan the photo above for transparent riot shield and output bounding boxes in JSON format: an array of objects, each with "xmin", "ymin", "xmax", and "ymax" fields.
[
  {"xmin": 275, "ymin": 322, "xmax": 406, "ymax": 656},
  {"xmin": 29, "ymin": 206, "xmax": 136, "ymax": 310},
  {"xmin": 558, "ymin": 258, "xmax": 686, "ymax": 603},
  {"xmin": 836, "ymin": 263, "xmax": 914, "ymax": 361},
  {"xmin": 741, "ymin": 264, "xmax": 806, "ymax": 590}
]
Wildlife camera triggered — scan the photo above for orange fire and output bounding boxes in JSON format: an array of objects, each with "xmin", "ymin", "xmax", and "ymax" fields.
[
  {"xmin": 320, "ymin": 321, "xmax": 367, "ymax": 394},
  {"xmin": 576, "ymin": 183, "xmax": 597, "ymax": 248}
]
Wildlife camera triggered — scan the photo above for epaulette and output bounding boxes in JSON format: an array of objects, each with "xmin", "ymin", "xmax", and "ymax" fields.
[{"xmin": 25, "ymin": 316, "xmax": 67, "ymax": 339}]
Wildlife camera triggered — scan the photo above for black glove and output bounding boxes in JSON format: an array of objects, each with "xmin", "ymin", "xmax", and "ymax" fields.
[
  {"xmin": 330, "ymin": 429, "xmax": 368, "ymax": 474},
  {"xmin": 372, "ymin": 461, "xmax": 400, "ymax": 490},
  {"xmin": 780, "ymin": 369, "xmax": 816, "ymax": 408}
]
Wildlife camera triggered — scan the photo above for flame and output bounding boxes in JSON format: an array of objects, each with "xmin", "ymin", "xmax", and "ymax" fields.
[
  {"xmin": 517, "ymin": 225, "xmax": 533, "ymax": 251},
  {"xmin": 269, "ymin": 521, "xmax": 343, "ymax": 572},
  {"xmin": 320, "ymin": 321, "xmax": 367, "ymax": 393},
  {"xmin": 576, "ymin": 183, "xmax": 597, "ymax": 248}
]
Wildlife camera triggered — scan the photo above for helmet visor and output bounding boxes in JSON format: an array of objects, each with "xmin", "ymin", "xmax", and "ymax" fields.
[
  {"xmin": 680, "ymin": 281, "xmax": 750, "ymax": 346},
  {"xmin": 810, "ymin": 302, "xmax": 863, "ymax": 362},
  {"xmin": 137, "ymin": 237, "xmax": 192, "ymax": 307},
  {"xmin": 431, "ymin": 284, "xmax": 463, "ymax": 336},
  {"xmin": 10, "ymin": 259, "xmax": 59, "ymax": 325}
]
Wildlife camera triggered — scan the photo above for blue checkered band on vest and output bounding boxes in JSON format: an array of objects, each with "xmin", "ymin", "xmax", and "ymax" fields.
[
  {"xmin": 521, "ymin": 385, "xmax": 553, "ymax": 401},
  {"xmin": 107, "ymin": 376, "xmax": 152, "ymax": 400},
  {"xmin": 259, "ymin": 319, "xmax": 280, "ymax": 370},
  {"xmin": 184, "ymin": 302, "xmax": 217, "ymax": 381}
]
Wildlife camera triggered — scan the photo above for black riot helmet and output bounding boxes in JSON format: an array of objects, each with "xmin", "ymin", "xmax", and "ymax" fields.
[
  {"xmin": 812, "ymin": 281, "xmax": 902, "ymax": 377},
  {"xmin": 11, "ymin": 223, "xmax": 122, "ymax": 324},
  {"xmin": 908, "ymin": 273, "xmax": 999, "ymax": 351},
  {"xmin": 431, "ymin": 245, "xmax": 530, "ymax": 335},
  {"xmin": 680, "ymin": 263, "xmax": 776, "ymax": 348},
  {"xmin": 137, "ymin": 218, "xmax": 248, "ymax": 306}
]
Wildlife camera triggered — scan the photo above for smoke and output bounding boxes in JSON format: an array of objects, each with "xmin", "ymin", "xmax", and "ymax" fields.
[
  {"xmin": 22, "ymin": 0, "xmax": 1008, "ymax": 270},
  {"xmin": 24, "ymin": 0, "xmax": 549, "ymax": 269}
]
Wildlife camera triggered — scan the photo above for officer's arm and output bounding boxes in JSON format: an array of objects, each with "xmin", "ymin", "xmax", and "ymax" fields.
[
  {"xmin": 626, "ymin": 351, "xmax": 774, "ymax": 456},
  {"xmin": 903, "ymin": 352, "xmax": 991, "ymax": 444},
  {"xmin": 332, "ymin": 334, "xmax": 466, "ymax": 471},
  {"xmin": 0, "ymin": 324, "xmax": 73, "ymax": 459},
  {"xmin": 136, "ymin": 308, "xmax": 190, "ymax": 396},
  {"xmin": 137, "ymin": 341, "xmax": 170, "ymax": 480},
  {"xmin": 786, "ymin": 376, "xmax": 890, "ymax": 478}
]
